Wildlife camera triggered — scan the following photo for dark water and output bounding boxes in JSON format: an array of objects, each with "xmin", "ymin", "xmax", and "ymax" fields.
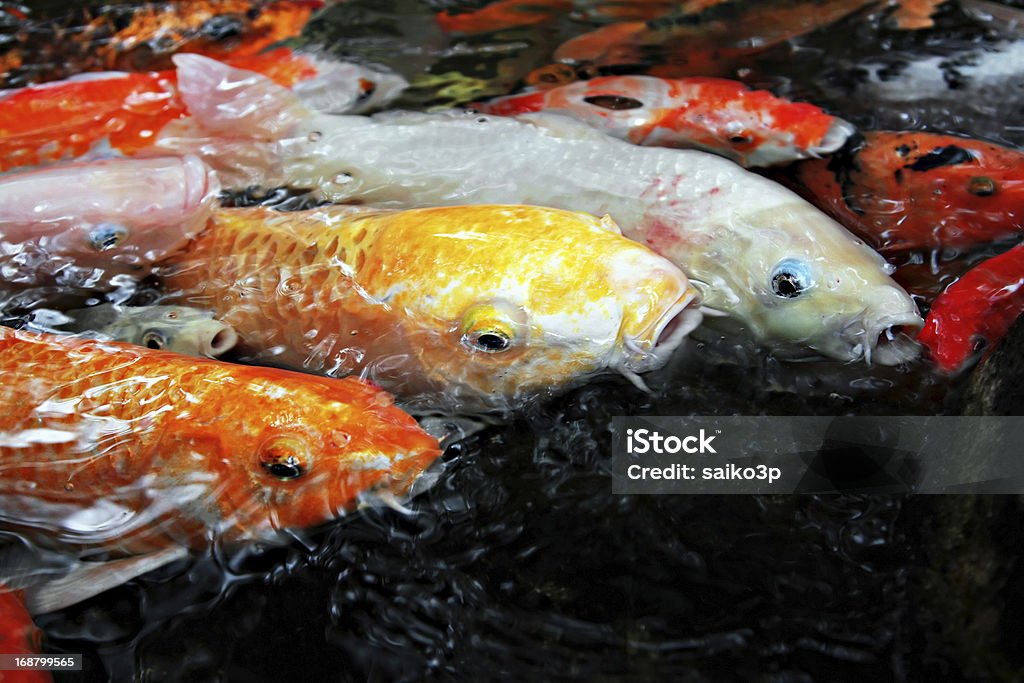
[{"xmin": 3, "ymin": 1, "xmax": 1023, "ymax": 681}]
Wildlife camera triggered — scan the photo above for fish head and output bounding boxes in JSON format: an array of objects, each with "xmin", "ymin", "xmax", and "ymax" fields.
[
  {"xmin": 365, "ymin": 205, "xmax": 702, "ymax": 408},
  {"xmin": 0, "ymin": 155, "xmax": 217, "ymax": 287},
  {"xmin": 705, "ymin": 202, "xmax": 923, "ymax": 365},
  {"xmin": 74, "ymin": 305, "xmax": 239, "ymax": 358},
  {"xmin": 642, "ymin": 79, "xmax": 855, "ymax": 167},
  {"xmin": 865, "ymin": 132, "xmax": 1024, "ymax": 233},
  {"xmin": 202, "ymin": 372, "xmax": 441, "ymax": 543}
]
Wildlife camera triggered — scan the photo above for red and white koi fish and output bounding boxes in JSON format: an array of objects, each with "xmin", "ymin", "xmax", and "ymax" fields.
[{"xmin": 475, "ymin": 75, "xmax": 855, "ymax": 167}]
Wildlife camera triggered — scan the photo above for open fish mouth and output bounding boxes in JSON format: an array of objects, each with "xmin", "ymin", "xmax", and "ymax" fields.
[
  {"xmin": 842, "ymin": 315, "xmax": 925, "ymax": 366},
  {"xmin": 616, "ymin": 291, "xmax": 703, "ymax": 388}
]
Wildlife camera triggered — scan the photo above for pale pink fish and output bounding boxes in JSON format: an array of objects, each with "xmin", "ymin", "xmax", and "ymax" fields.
[{"xmin": 0, "ymin": 155, "xmax": 217, "ymax": 288}]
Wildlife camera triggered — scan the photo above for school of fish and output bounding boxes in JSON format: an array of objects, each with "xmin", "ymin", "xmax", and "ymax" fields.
[{"xmin": 1, "ymin": 0, "xmax": 1022, "ymax": 660}]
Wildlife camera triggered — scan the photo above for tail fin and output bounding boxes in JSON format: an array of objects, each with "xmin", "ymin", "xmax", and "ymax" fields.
[
  {"xmin": 172, "ymin": 53, "xmax": 309, "ymax": 137},
  {"xmin": 156, "ymin": 55, "xmax": 312, "ymax": 189}
]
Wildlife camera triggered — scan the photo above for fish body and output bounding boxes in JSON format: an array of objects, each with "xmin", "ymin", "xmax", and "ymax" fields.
[
  {"xmin": 793, "ymin": 131, "xmax": 1024, "ymax": 252},
  {"xmin": 0, "ymin": 0, "xmax": 323, "ymax": 87},
  {"xmin": 918, "ymin": 244, "xmax": 1024, "ymax": 373},
  {"xmin": 552, "ymin": 0, "xmax": 879, "ymax": 77},
  {"xmin": 0, "ymin": 590, "xmax": 49, "ymax": 683},
  {"xmin": 59, "ymin": 305, "xmax": 238, "ymax": 358},
  {"xmin": 0, "ymin": 326, "xmax": 440, "ymax": 556},
  {"xmin": 0, "ymin": 48, "xmax": 405, "ymax": 172},
  {"xmin": 436, "ymin": 0, "xmax": 571, "ymax": 34},
  {"xmin": 158, "ymin": 204, "xmax": 701, "ymax": 410},
  {"xmin": 475, "ymin": 75, "xmax": 855, "ymax": 167},
  {"xmin": 159, "ymin": 56, "xmax": 920, "ymax": 364},
  {"xmin": 0, "ymin": 155, "xmax": 217, "ymax": 289}
]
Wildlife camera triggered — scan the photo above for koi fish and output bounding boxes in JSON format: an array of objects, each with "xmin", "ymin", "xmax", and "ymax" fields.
[
  {"xmin": 0, "ymin": 325, "xmax": 440, "ymax": 610},
  {"xmin": 158, "ymin": 55, "xmax": 920, "ymax": 364},
  {"xmin": 435, "ymin": 0, "xmax": 571, "ymax": 35},
  {"xmin": 0, "ymin": 155, "xmax": 217, "ymax": 289},
  {"xmin": 57, "ymin": 305, "xmax": 239, "ymax": 358},
  {"xmin": 918, "ymin": 244, "xmax": 1024, "ymax": 373},
  {"xmin": 0, "ymin": 589, "xmax": 49, "ymax": 683},
  {"xmin": 885, "ymin": 0, "xmax": 946, "ymax": 29},
  {"xmin": 0, "ymin": 47, "xmax": 406, "ymax": 172},
  {"xmin": 474, "ymin": 75, "xmax": 855, "ymax": 167},
  {"xmin": 158, "ymin": 204, "xmax": 702, "ymax": 411},
  {"xmin": 552, "ymin": 0, "xmax": 879, "ymax": 78},
  {"xmin": 0, "ymin": 0, "xmax": 324, "ymax": 87},
  {"xmin": 791, "ymin": 131, "xmax": 1024, "ymax": 253}
]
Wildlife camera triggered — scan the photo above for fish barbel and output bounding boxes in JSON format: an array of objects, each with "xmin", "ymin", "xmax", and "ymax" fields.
[
  {"xmin": 0, "ymin": 326, "xmax": 441, "ymax": 556},
  {"xmin": 0, "ymin": 155, "xmax": 217, "ymax": 289},
  {"xmin": 475, "ymin": 75, "xmax": 855, "ymax": 167},
  {"xmin": 157, "ymin": 204, "xmax": 702, "ymax": 411},
  {"xmin": 157, "ymin": 55, "xmax": 921, "ymax": 365}
]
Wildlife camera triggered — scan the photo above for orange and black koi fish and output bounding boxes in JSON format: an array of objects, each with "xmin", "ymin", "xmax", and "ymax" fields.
[
  {"xmin": 553, "ymin": 0, "xmax": 879, "ymax": 78},
  {"xmin": 792, "ymin": 131, "xmax": 1024, "ymax": 253},
  {"xmin": 0, "ymin": 0, "xmax": 323, "ymax": 88}
]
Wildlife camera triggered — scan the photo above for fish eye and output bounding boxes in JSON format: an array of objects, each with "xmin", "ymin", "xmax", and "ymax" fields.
[
  {"xmin": 459, "ymin": 303, "xmax": 522, "ymax": 354},
  {"xmin": 967, "ymin": 176, "xmax": 997, "ymax": 196},
  {"xmin": 770, "ymin": 259, "xmax": 814, "ymax": 299},
  {"xmin": 727, "ymin": 132, "xmax": 755, "ymax": 146},
  {"xmin": 583, "ymin": 95, "xmax": 644, "ymax": 110},
  {"xmin": 141, "ymin": 329, "xmax": 166, "ymax": 350},
  {"xmin": 88, "ymin": 223, "xmax": 128, "ymax": 251},
  {"xmin": 259, "ymin": 436, "xmax": 309, "ymax": 481},
  {"xmin": 463, "ymin": 329, "xmax": 512, "ymax": 353}
]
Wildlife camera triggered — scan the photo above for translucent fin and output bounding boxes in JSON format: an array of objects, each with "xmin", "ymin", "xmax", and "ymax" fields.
[{"xmin": 23, "ymin": 546, "xmax": 189, "ymax": 616}]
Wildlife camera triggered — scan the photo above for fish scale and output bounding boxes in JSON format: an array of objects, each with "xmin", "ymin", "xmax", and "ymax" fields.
[
  {"xmin": 157, "ymin": 203, "xmax": 702, "ymax": 409},
  {"xmin": 0, "ymin": 326, "xmax": 441, "ymax": 555}
]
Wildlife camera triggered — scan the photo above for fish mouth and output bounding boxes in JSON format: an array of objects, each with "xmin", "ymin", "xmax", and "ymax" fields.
[
  {"xmin": 811, "ymin": 117, "xmax": 857, "ymax": 157},
  {"xmin": 200, "ymin": 322, "xmax": 239, "ymax": 358},
  {"xmin": 840, "ymin": 314, "xmax": 925, "ymax": 366},
  {"xmin": 616, "ymin": 290, "xmax": 703, "ymax": 388}
]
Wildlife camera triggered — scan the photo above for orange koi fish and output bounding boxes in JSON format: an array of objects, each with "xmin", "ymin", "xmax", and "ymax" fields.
[
  {"xmin": 792, "ymin": 131, "xmax": 1024, "ymax": 253},
  {"xmin": 553, "ymin": 0, "xmax": 879, "ymax": 77},
  {"xmin": 475, "ymin": 75, "xmax": 854, "ymax": 167},
  {"xmin": 886, "ymin": 0, "xmax": 946, "ymax": 29},
  {"xmin": 0, "ymin": 326, "xmax": 441, "ymax": 557},
  {"xmin": 0, "ymin": 590, "xmax": 50, "ymax": 683},
  {"xmin": 0, "ymin": 0, "xmax": 324, "ymax": 87},
  {"xmin": 157, "ymin": 204, "xmax": 701, "ymax": 411},
  {"xmin": 918, "ymin": 244, "xmax": 1024, "ymax": 373},
  {"xmin": 0, "ymin": 48, "xmax": 402, "ymax": 172},
  {"xmin": 436, "ymin": 0, "xmax": 571, "ymax": 35}
]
